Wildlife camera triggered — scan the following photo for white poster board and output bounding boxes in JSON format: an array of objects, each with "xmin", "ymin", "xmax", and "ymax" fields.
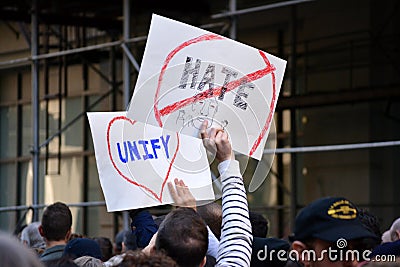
[
  {"xmin": 127, "ymin": 14, "xmax": 286, "ymax": 160},
  {"xmin": 87, "ymin": 112, "xmax": 214, "ymax": 212}
]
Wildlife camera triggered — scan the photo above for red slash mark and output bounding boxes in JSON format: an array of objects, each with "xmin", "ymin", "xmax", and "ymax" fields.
[
  {"xmin": 153, "ymin": 33, "xmax": 224, "ymax": 127},
  {"xmin": 152, "ymin": 33, "xmax": 277, "ymax": 158},
  {"xmin": 106, "ymin": 116, "xmax": 180, "ymax": 202}
]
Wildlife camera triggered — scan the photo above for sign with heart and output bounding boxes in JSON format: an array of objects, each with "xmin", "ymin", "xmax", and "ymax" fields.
[
  {"xmin": 87, "ymin": 112, "xmax": 214, "ymax": 212},
  {"xmin": 127, "ymin": 14, "xmax": 286, "ymax": 160}
]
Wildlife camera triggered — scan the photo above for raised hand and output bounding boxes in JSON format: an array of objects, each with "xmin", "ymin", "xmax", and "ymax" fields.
[
  {"xmin": 200, "ymin": 120, "xmax": 234, "ymax": 162},
  {"xmin": 167, "ymin": 178, "xmax": 196, "ymax": 211}
]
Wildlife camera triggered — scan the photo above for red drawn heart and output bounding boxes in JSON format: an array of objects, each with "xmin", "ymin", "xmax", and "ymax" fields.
[
  {"xmin": 106, "ymin": 116, "xmax": 180, "ymax": 202},
  {"xmin": 152, "ymin": 33, "xmax": 277, "ymax": 157}
]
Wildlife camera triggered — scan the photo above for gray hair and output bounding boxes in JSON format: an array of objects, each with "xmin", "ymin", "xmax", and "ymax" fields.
[
  {"xmin": 390, "ymin": 218, "xmax": 400, "ymax": 242},
  {"xmin": 20, "ymin": 222, "xmax": 45, "ymax": 249}
]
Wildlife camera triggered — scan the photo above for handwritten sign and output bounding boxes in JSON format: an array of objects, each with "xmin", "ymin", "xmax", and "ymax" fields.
[
  {"xmin": 87, "ymin": 112, "xmax": 215, "ymax": 212},
  {"xmin": 127, "ymin": 14, "xmax": 286, "ymax": 160}
]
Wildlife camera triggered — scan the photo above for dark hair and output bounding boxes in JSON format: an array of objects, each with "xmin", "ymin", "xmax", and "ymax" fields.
[
  {"xmin": 93, "ymin": 237, "xmax": 113, "ymax": 261},
  {"xmin": 249, "ymin": 211, "xmax": 269, "ymax": 238},
  {"xmin": 156, "ymin": 208, "xmax": 208, "ymax": 267},
  {"xmin": 357, "ymin": 208, "xmax": 381, "ymax": 239},
  {"xmin": 197, "ymin": 202, "xmax": 222, "ymax": 239},
  {"xmin": 120, "ymin": 250, "xmax": 178, "ymax": 267},
  {"xmin": 123, "ymin": 231, "xmax": 138, "ymax": 251},
  {"xmin": 357, "ymin": 208, "xmax": 382, "ymax": 250},
  {"xmin": 41, "ymin": 202, "xmax": 72, "ymax": 241},
  {"xmin": 114, "ymin": 230, "xmax": 127, "ymax": 254}
]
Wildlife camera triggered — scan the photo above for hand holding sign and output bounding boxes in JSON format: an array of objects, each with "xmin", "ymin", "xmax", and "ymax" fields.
[{"xmin": 200, "ymin": 121, "xmax": 234, "ymax": 163}]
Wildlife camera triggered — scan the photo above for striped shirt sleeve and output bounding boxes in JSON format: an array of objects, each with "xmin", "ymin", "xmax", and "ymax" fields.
[{"xmin": 216, "ymin": 160, "xmax": 253, "ymax": 267}]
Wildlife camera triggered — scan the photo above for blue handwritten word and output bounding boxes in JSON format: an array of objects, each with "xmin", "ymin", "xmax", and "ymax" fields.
[{"xmin": 116, "ymin": 135, "xmax": 170, "ymax": 163}]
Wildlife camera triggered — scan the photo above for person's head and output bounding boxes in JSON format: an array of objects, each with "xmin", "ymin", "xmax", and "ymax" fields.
[
  {"xmin": 249, "ymin": 211, "xmax": 269, "ymax": 238},
  {"xmin": 197, "ymin": 202, "xmax": 222, "ymax": 239},
  {"xmin": 119, "ymin": 250, "xmax": 178, "ymax": 267},
  {"xmin": 20, "ymin": 221, "xmax": 46, "ymax": 250},
  {"xmin": 357, "ymin": 209, "xmax": 381, "ymax": 240},
  {"xmin": 63, "ymin": 238, "xmax": 103, "ymax": 260},
  {"xmin": 357, "ymin": 208, "xmax": 382, "ymax": 249},
  {"xmin": 0, "ymin": 231, "xmax": 44, "ymax": 267},
  {"xmin": 155, "ymin": 208, "xmax": 208, "ymax": 267},
  {"xmin": 114, "ymin": 230, "xmax": 126, "ymax": 255},
  {"xmin": 389, "ymin": 218, "xmax": 400, "ymax": 242},
  {"xmin": 122, "ymin": 231, "xmax": 138, "ymax": 252},
  {"xmin": 290, "ymin": 197, "xmax": 378, "ymax": 267},
  {"xmin": 39, "ymin": 202, "xmax": 72, "ymax": 244},
  {"xmin": 93, "ymin": 237, "xmax": 113, "ymax": 261}
]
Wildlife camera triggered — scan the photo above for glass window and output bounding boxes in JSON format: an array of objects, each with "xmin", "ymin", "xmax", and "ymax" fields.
[
  {"xmin": 67, "ymin": 65, "xmax": 84, "ymax": 96},
  {"xmin": 18, "ymin": 162, "xmax": 29, "ymax": 205},
  {"xmin": 87, "ymin": 156, "xmax": 113, "ymax": 238},
  {"xmin": 62, "ymin": 97, "xmax": 83, "ymax": 152},
  {"xmin": 0, "ymin": 71, "xmax": 17, "ymax": 103},
  {"xmin": 0, "ymin": 163, "xmax": 17, "ymax": 231},
  {"xmin": 22, "ymin": 104, "xmax": 32, "ymax": 156},
  {"xmin": 88, "ymin": 156, "xmax": 102, "ymax": 201},
  {"xmin": 0, "ymin": 106, "xmax": 17, "ymax": 158},
  {"xmin": 45, "ymin": 100, "xmax": 61, "ymax": 160},
  {"xmin": 21, "ymin": 71, "xmax": 32, "ymax": 101}
]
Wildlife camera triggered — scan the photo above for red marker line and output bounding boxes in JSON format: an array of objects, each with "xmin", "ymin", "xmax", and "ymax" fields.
[
  {"xmin": 154, "ymin": 33, "xmax": 224, "ymax": 127},
  {"xmin": 158, "ymin": 132, "xmax": 180, "ymax": 201},
  {"xmin": 249, "ymin": 50, "xmax": 277, "ymax": 157}
]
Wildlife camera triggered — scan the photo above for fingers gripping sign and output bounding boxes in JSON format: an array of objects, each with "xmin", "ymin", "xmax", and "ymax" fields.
[
  {"xmin": 200, "ymin": 122, "xmax": 217, "ymax": 160},
  {"xmin": 200, "ymin": 121, "xmax": 234, "ymax": 163},
  {"xmin": 168, "ymin": 178, "xmax": 197, "ymax": 211}
]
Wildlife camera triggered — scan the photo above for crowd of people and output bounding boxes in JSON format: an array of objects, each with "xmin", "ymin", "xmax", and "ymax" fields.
[{"xmin": 1, "ymin": 121, "xmax": 400, "ymax": 267}]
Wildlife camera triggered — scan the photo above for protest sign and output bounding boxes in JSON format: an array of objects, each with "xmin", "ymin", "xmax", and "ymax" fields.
[
  {"xmin": 87, "ymin": 112, "xmax": 214, "ymax": 212},
  {"xmin": 127, "ymin": 14, "xmax": 286, "ymax": 160}
]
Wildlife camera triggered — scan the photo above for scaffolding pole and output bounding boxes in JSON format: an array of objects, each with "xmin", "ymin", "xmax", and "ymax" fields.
[
  {"xmin": 289, "ymin": 5, "xmax": 298, "ymax": 232},
  {"xmin": 122, "ymin": 0, "xmax": 131, "ymax": 231},
  {"xmin": 0, "ymin": 36, "xmax": 147, "ymax": 69},
  {"xmin": 229, "ymin": 0, "xmax": 237, "ymax": 40},
  {"xmin": 211, "ymin": 0, "xmax": 315, "ymax": 19},
  {"xmin": 31, "ymin": 0, "xmax": 40, "ymax": 222}
]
